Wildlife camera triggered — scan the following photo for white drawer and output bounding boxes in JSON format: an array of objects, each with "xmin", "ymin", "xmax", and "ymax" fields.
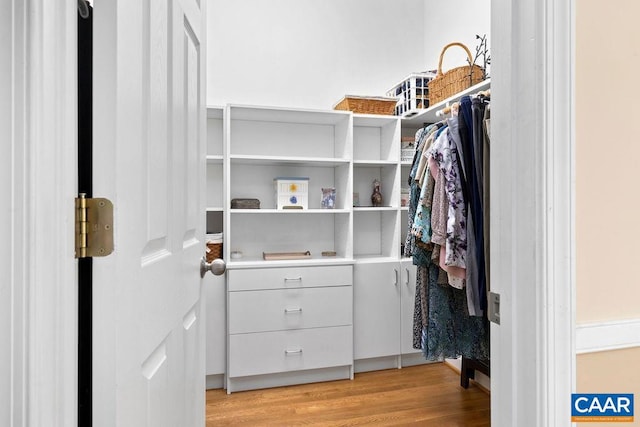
[
  {"xmin": 228, "ymin": 265, "xmax": 352, "ymax": 291},
  {"xmin": 228, "ymin": 326, "xmax": 353, "ymax": 377},
  {"xmin": 228, "ymin": 286, "xmax": 352, "ymax": 334}
]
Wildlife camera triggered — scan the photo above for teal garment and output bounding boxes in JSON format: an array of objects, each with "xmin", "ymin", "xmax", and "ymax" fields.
[{"xmin": 420, "ymin": 263, "xmax": 489, "ymax": 361}]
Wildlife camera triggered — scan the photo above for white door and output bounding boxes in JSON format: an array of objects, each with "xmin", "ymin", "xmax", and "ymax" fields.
[
  {"xmin": 92, "ymin": 0, "xmax": 208, "ymax": 426},
  {"xmin": 353, "ymin": 262, "xmax": 400, "ymax": 360}
]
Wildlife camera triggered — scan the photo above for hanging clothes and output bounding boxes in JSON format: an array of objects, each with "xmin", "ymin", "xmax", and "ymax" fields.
[{"xmin": 406, "ymin": 91, "xmax": 492, "ymax": 361}]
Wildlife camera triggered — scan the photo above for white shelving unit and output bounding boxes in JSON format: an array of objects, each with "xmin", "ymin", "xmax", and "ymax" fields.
[
  {"xmin": 205, "ymin": 82, "xmax": 492, "ymax": 390},
  {"xmin": 351, "ymin": 114, "xmax": 423, "ymax": 372},
  {"xmin": 224, "ymin": 105, "xmax": 353, "ymax": 267},
  {"xmin": 223, "ymin": 105, "xmax": 354, "ymax": 393},
  {"xmin": 205, "ymin": 106, "xmax": 226, "ymax": 389}
]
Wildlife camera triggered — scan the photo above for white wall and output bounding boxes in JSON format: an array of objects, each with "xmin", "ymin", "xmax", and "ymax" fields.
[
  {"xmin": 207, "ymin": 0, "xmax": 427, "ymax": 109},
  {"xmin": 423, "ymin": 0, "xmax": 491, "ymax": 75}
]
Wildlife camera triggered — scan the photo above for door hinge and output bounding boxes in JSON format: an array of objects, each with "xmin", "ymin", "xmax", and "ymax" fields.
[
  {"xmin": 488, "ymin": 291, "xmax": 500, "ymax": 325},
  {"xmin": 75, "ymin": 193, "xmax": 114, "ymax": 258}
]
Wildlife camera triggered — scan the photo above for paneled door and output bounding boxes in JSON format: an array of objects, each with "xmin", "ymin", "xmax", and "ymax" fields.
[{"xmin": 92, "ymin": 0, "xmax": 207, "ymax": 425}]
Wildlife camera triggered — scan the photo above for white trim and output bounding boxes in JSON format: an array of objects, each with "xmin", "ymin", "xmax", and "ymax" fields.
[
  {"xmin": 542, "ymin": 1, "xmax": 576, "ymax": 424},
  {"xmin": 576, "ymin": 320, "xmax": 640, "ymax": 354},
  {"xmin": 23, "ymin": 1, "xmax": 78, "ymax": 426},
  {"xmin": 490, "ymin": 0, "xmax": 574, "ymax": 425}
]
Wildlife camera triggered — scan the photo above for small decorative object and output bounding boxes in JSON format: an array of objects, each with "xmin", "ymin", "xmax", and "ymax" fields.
[
  {"xmin": 230, "ymin": 250, "xmax": 243, "ymax": 259},
  {"xmin": 231, "ymin": 198, "xmax": 260, "ymax": 209},
  {"xmin": 274, "ymin": 177, "xmax": 309, "ymax": 209},
  {"xmin": 400, "ymin": 188, "xmax": 410, "ymax": 207},
  {"xmin": 321, "ymin": 187, "xmax": 336, "ymax": 209},
  {"xmin": 469, "ymin": 34, "xmax": 490, "ymax": 81},
  {"xmin": 353, "ymin": 192, "xmax": 360, "ymax": 207},
  {"xmin": 371, "ymin": 179, "xmax": 383, "ymax": 207},
  {"xmin": 401, "ymin": 136, "xmax": 416, "ymax": 162},
  {"xmin": 263, "ymin": 251, "xmax": 312, "ymax": 261},
  {"xmin": 321, "ymin": 251, "xmax": 337, "ymax": 257}
]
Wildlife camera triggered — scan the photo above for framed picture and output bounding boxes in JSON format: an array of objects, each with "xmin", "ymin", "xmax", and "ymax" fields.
[{"xmin": 321, "ymin": 187, "xmax": 336, "ymax": 209}]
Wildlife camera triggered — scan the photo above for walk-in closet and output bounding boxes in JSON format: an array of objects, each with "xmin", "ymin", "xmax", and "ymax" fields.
[{"xmin": 203, "ymin": 0, "xmax": 493, "ymax": 424}]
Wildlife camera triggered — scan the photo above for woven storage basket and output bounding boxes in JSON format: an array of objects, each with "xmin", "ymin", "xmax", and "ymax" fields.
[
  {"xmin": 206, "ymin": 242, "xmax": 223, "ymax": 263},
  {"xmin": 427, "ymin": 42, "xmax": 484, "ymax": 105},
  {"xmin": 333, "ymin": 95, "xmax": 398, "ymax": 115}
]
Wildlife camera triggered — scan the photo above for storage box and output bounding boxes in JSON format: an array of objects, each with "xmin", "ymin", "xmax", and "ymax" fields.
[
  {"xmin": 386, "ymin": 72, "xmax": 436, "ymax": 118},
  {"xmin": 231, "ymin": 198, "xmax": 260, "ymax": 209},
  {"xmin": 333, "ymin": 95, "xmax": 398, "ymax": 115},
  {"xmin": 274, "ymin": 177, "xmax": 309, "ymax": 209}
]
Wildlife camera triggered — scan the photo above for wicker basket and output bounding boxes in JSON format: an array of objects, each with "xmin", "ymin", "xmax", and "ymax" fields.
[
  {"xmin": 206, "ymin": 242, "xmax": 223, "ymax": 263},
  {"xmin": 333, "ymin": 95, "xmax": 398, "ymax": 115},
  {"xmin": 427, "ymin": 42, "xmax": 484, "ymax": 105}
]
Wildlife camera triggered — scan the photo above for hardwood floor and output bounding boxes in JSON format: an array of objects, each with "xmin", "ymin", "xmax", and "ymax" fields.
[{"xmin": 206, "ymin": 363, "xmax": 490, "ymax": 426}]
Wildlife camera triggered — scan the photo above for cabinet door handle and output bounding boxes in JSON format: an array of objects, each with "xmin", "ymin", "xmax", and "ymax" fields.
[
  {"xmin": 405, "ymin": 268, "xmax": 410, "ymax": 286},
  {"xmin": 394, "ymin": 269, "xmax": 398, "ymax": 286},
  {"xmin": 284, "ymin": 307, "xmax": 303, "ymax": 314},
  {"xmin": 284, "ymin": 276, "xmax": 302, "ymax": 283},
  {"xmin": 284, "ymin": 349, "xmax": 303, "ymax": 355}
]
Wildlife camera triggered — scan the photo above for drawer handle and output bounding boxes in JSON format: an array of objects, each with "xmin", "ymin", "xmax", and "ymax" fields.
[
  {"xmin": 284, "ymin": 349, "xmax": 303, "ymax": 355},
  {"xmin": 405, "ymin": 268, "xmax": 410, "ymax": 286},
  {"xmin": 284, "ymin": 276, "xmax": 302, "ymax": 282},
  {"xmin": 284, "ymin": 307, "xmax": 303, "ymax": 314},
  {"xmin": 394, "ymin": 269, "xmax": 398, "ymax": 286}
]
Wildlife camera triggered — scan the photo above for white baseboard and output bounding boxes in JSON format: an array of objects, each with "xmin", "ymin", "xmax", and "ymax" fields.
[{"xmin": 576, "ymin": 318, "xmax": 640, "ymax": 354}]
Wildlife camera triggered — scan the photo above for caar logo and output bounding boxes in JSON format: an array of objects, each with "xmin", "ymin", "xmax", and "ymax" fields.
[{"xmin": 572, "ymin": 394, "xmax": 634, "ymax": 422}]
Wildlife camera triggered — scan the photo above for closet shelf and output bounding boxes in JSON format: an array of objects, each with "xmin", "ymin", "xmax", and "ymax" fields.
[
  {"xmin": 353, "ymin": 255, "xmax": 399, "ymax": 264},
  {"xmin": 229, "ymin": 208, "xmax": 351, "ymax": 214},
  {"xmin": 229, "ymin": 104, "xmax": 351, "ymax": 125},
  {"xmin": 353, "ymin": 160, "xmax": 398, "ymax": 167},
  {"xmin": 353, "ymin": 206, "xmax": 397, "ymax": 212},
  {"xmin": 206, "ymin": 155, "xmax": 224, "ymax": 163},
  {"xmin": 226, "ymin": 256, "xmax": 355, "ymax": 270},
  {"xmin": 402, "ymin": 79, "xmax": 491, "ymax": 127},
  {"xmin": 229, "ymin": 154, "xmax": 350, "ymax": 168}
]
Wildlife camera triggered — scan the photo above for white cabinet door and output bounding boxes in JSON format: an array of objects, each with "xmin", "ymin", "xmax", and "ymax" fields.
[
  {"xmin": 400, "ymin": 260, "xmax": 420, "ymax": 355},
  {"xmin": 353, "ymin": 262, "xmax": 401, "ymax": 360},
  {"xmin": 93, "ymin": 0, "xmax": 207, "ymax": 426},
  {"xmin": 206, "ymin": 275, "xmax": 226, "ymax": 377}
]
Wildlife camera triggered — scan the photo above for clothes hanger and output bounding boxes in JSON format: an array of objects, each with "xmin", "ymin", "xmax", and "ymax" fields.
[{"xmin": 436, "ymin": 101, "xmax": 459, "ymax": 118}]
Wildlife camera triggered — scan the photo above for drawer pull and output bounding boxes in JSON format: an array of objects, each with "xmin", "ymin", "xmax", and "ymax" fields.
[
  {"xmin": 284, "ymin": 307, "xmax": 303, "ymax": 314},
  {"xmin": 284, "ymin": 349, "xmax": 303, "ymax": 355},
  {"xmin": 406, "ymin": 268, "xmax": 410, "ymax": 286},
  {"xmin": 284, "ymin": 276, "xmax": 302, "ymax": 282}
]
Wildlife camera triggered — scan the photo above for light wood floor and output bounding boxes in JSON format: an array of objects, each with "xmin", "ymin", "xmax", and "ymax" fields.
[{"xmin": 206, "ymin": 363, "xmax": 490, "ymax": 426}]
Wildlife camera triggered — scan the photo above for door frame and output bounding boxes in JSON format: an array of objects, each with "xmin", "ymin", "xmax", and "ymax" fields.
[
  {"xmin": 490, "ymin": 0, "xmax": 575, "ymax": 424},
  {"xmin": 4, "ymin": 1, "xmax": 78, "ymax": 426},
  {"xmin": 8, "ymin": 0, "xmax": 575, "ymax": 425}
]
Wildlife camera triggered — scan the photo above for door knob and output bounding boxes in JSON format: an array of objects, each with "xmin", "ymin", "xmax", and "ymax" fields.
[{"xmin": 200, "ymin": 257, "xmax": 226, "ymax": 278}]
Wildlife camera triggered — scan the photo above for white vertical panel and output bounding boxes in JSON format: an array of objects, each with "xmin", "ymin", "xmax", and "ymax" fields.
[
  {"xmin": 184, "ymin": 22, "xmax": 200, "ymax": 242},
  {"xmin": 142, "ymin": 342, "xmax": 169, "ymax": 427},
  {"xmin": 145, "ymin": 0, "xmax": 170, "ymax": 249}
]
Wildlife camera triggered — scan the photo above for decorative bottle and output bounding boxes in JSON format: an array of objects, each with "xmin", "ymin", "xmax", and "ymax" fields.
[{"xmin": 371, "ymin": 179, "xmax": 382, "ymax": 207}]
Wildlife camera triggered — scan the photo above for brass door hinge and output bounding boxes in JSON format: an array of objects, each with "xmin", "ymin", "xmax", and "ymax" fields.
[{"xmin": 75, "ymin": 193, "xmax": 114, "ymax": 258}]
